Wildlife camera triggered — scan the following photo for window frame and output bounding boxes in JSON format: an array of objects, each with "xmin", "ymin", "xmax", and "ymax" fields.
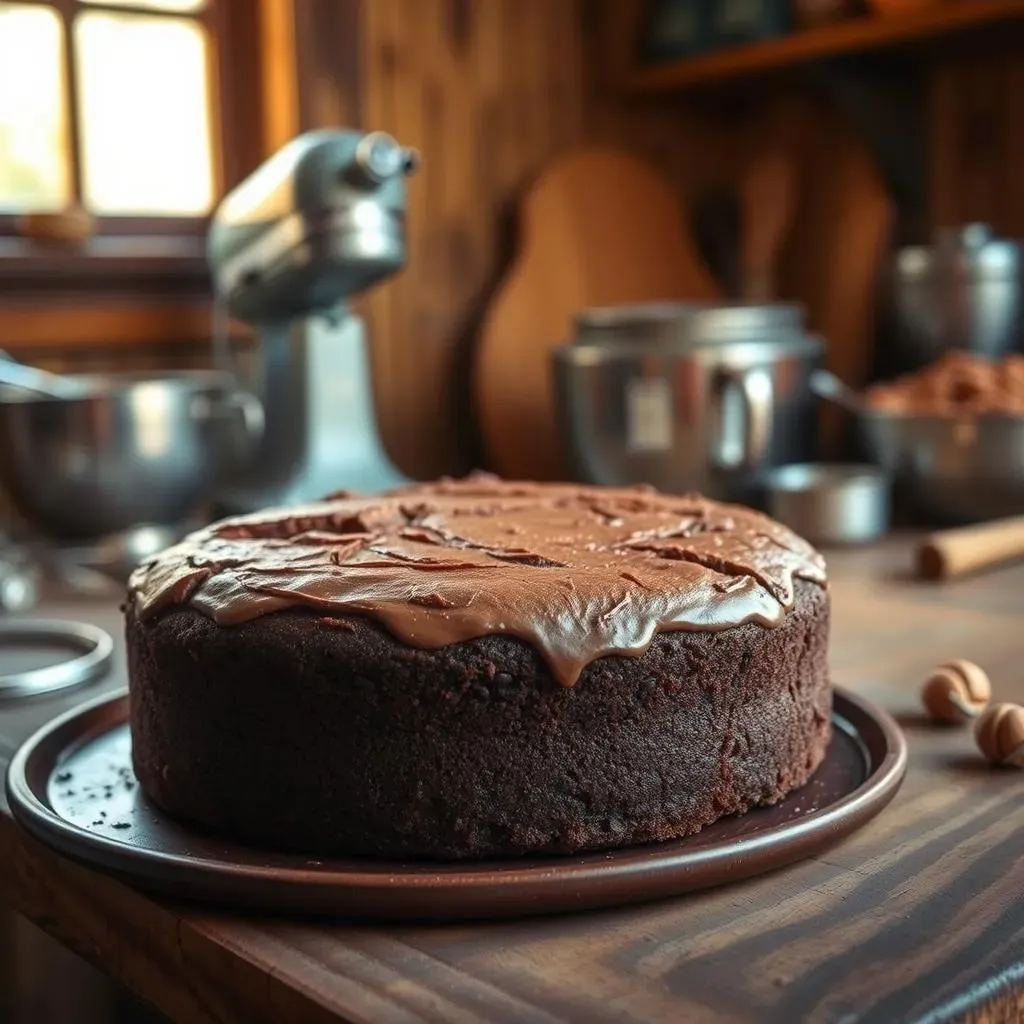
[{"xmin": 0, "ymin": 0, "xmax": 264, "ymax": 243}]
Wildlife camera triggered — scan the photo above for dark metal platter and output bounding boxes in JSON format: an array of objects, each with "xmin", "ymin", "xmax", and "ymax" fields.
[{"xmin": 6, "ymin": 687, "xmax": 906, "ymax": 922}]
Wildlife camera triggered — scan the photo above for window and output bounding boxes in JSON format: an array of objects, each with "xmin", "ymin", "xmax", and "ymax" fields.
[{"xmin": 0, "ymin": 0, "xmax": 255, "ymax": 233}]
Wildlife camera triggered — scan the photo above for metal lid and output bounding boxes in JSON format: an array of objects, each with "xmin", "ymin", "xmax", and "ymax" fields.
[
  {"xmin": 573, "ymin": 302, "xmax": 807, "ymax": 348},
  {"xmin": 896, "ymin": 223, "xmax": 1021, "ymax": 280}
]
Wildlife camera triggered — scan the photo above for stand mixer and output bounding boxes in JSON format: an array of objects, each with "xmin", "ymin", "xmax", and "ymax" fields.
[{"xmin": 207, "ymin": 128, "xmax": 420, "ymax": 512}]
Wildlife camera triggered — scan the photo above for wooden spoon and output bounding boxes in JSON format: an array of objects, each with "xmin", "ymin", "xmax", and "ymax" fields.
[
  {"xmin": 739, "ymin": 149, "xmax": 797, "ymax": 302},
  {"xmin": 779, "ymin": 109, "xmax": 894, "ymax": 457}
]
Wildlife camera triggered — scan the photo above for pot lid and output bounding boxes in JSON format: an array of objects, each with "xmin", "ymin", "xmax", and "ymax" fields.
[
  {"xmin": 896, "ymin": 223, "xmax": 1021, "ymax": 279},
  {"xmin": 573, "ymin": 302, "xmax": 807, "ymax": 347}
]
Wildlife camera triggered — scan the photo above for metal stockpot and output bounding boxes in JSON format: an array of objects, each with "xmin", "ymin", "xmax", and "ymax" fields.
[{"xmin": 552, "ymin": 303, "xmax": 822, "ymax": 503}]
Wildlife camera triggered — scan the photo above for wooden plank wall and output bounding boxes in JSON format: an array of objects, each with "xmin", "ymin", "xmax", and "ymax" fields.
[
  {"xmin": 295, "ymin": 0, "xmax": 729, "ymax": 479},
  {"xmin": 3, "ymin": 2, "xmax": 1024, "ymax": 485},
  {"xmin": 298, "ymin": 1, "xmax": 1024, "ymax": 480},
  {"xmin": 930, "ymin": 47, "xmax": 1024, "ymax": 236}
]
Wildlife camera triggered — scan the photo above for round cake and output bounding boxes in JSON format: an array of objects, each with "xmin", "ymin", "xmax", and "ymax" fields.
[{"xmin": 125, "ymin": 474, "xmax": 831, "ymax": 861}]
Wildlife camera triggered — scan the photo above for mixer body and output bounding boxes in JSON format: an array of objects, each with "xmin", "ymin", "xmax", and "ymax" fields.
[{"xmin": 207, "ymin": 128, "xmax": 418, "ymax": 510}]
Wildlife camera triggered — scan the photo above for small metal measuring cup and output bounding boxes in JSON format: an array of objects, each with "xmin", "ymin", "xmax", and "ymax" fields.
[{"xmin": 765, "ymin": 463, "xmax": 891, "ymax": 546}]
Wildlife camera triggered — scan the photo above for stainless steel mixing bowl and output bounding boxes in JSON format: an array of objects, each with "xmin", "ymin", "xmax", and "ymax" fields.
[
  {"xmin": 552, "ymin": 307, "xmax": 821, "ymax": 504},
  {"xmin": 858, "ymin": 409, "xmax": 1024, "ymax": 524},
  {"xmin": 0, "ymin": 371, "xmax": 263, "ymax": 540}
]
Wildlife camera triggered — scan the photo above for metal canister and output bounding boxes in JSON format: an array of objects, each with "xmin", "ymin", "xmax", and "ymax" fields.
[
  {"xmin": 553, "ymin": 302, "xmax": 822, "ymax": 505},
  {"xmin": 887, "ymin": 224, "xmax": 1024, "ymax": 373}
]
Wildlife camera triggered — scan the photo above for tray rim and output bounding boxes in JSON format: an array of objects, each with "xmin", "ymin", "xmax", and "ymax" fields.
[{"xmin": 5, "ymin": 686, "xmax": 907, "ymax": 921}]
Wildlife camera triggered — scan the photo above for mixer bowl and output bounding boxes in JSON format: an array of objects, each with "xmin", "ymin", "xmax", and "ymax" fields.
[
  {"xmin": 552, "ymin": 335, "xmax": 820, "ymax": 504},
  {"xmin": 858, "ymin": 409, "xmax": 1024, "ymax": 523},
  {"xmin": 0, "ymin": 371, "xmax": 263, "ymax": 540}
]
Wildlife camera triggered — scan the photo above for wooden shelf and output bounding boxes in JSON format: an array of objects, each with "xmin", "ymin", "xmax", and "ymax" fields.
[{"xmin": 626, "ymin": 0, "xmax": 1024, "ymax": 92}]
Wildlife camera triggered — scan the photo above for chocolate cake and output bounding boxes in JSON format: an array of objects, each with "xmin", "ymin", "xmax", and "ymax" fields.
[{"xmin": 125, "ymin": 475, "xmax": 831, "ymax": 861}]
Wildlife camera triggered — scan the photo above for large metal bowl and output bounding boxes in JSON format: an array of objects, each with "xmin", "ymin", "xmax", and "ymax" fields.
[
  {"xmin": 858, "ymin": 409, "xmax": 1024, "ymax": 524},
  {"xmin": 553, "ymin": 336, "xmax": 821, "ymax": 505},
  {"xmin": 0, "ymin": 371, "xmax": 262, "ymax": 540}
]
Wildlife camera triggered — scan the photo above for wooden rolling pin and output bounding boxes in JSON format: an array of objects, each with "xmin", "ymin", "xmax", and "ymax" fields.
[
  {"xmin": 739, "ymin": 149, "xmax": 797, "ymax": 302},
  {"xmin": 917, "ymin": 516, "xmax": 1024, "ymax": 580}
]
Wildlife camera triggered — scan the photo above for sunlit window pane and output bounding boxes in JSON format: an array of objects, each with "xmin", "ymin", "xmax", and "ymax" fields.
[
  {"xmin": 75, "ymin": 12, "xmax": 214, "ymax": 215},
  {"xmin": 0, "ymin": 3, "xmax": 69, "ymax": 212},
  {"xmin": 80, "ymin": 0, "xmax": 207, "ymax": 11}
]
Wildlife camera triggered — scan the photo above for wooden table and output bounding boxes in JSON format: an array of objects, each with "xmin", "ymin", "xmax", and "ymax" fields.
[{"xmin": 1, "ymin": 542, "xmax": 1022, "ymax": 1024}]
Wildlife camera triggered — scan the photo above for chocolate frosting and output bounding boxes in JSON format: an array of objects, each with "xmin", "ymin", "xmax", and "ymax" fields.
[{"xmin": 127, "ymin": 474, "xmax": 828, "ymax": 686}]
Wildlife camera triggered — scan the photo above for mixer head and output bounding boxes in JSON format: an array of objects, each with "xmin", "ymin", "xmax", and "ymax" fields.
[{"xmin": 208, "ymin": 129, "xmax": 419, "ymax": 324}]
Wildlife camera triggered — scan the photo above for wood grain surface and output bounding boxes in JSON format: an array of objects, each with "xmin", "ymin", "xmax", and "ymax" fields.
[
  {"xmin": 351, "ymin": 0, "xmax": 732, "ymax": 480},
  {"xmin": 1, "ymin": 549, "xmax": 1023, "ymax": 1024},
  {"xmin": 929, "ymin": 45, "xmax": 1024, "ymax": 238}
]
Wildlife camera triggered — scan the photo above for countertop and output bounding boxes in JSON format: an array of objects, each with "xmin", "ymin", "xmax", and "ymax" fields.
[{"xmin": 0, "ymin": 540, "xmax": 1022, "ymax": 1024}]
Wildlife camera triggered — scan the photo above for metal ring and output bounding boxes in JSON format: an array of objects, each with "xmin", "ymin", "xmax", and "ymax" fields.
[{"xmin": 0, "ymin": 619, "xmax": 113, "ymax": 699}]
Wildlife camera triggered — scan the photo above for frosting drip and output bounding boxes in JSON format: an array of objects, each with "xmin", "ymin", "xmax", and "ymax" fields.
[{"xmin": 127, "ymin": 474, "xmax": 828, "ymax": 686}]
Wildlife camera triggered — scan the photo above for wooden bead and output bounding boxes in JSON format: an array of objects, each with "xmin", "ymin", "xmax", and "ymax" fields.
[
  {"xmin": 921, "ymin": 659, "xmax": 991, "ymax": 723},
  {"xmin": 974, "ymin": 704, "xmax": 1024, "ymax": 768}
]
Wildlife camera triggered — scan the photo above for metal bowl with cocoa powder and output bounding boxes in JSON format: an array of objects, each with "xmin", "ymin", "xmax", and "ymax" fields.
[{"xmin": 857, "ymin": 353, "xmax": 1024, "ymax": 524}]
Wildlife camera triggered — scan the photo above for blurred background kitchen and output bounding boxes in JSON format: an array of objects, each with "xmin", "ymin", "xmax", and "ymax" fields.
[{"xmin": 2, "ymin": 0, "xmax": 1024, "ymax": 1019}]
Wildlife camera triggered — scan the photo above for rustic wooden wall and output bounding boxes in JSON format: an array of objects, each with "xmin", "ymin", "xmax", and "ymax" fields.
[
  {"xmin": 293, "ymin": 0, "xmax": 730, "ymax": 479},
  {"xmin": 930, "ymin": 47, "xmax": 1024, "ymax": 237},
  {"xmin": 299, "ymin": 2, "xmax": 1024, "ymax": 480},
  {"xmin": 3, "ymin": 2, "xmax": 1024, "ymax": 486}
]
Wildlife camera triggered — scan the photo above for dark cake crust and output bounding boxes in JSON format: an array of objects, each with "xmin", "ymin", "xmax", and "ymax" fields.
[{"xmin": 126, "ymin": 579, "xmax": 830, "ymax": 861}]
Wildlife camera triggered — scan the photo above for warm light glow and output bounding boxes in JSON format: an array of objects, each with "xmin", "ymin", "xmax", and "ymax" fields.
[
  {"xmin": 0, "ymin": 3, "xmax": 68, "ymax": 212},
  {"xmin": 76, "ymin": 11, "xmax": 214, "ymax": 215},
  {"xmin": 80, "ymin": 0, "xmax": 207, "ymax": 11},
  {"xmin": 130, "ymin": 382, "xmax": 174, "ymax": 457}
]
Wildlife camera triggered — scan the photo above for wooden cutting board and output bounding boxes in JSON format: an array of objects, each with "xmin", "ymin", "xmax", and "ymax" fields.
[{"xmin": 474, "ymin": 148, "xmax": 720, "ymax": 480}]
